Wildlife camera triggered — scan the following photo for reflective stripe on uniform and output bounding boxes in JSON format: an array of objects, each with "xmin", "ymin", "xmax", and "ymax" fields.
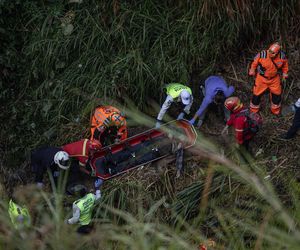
[
  {"xmin": 94, "ymin": 109, "xmax": 108, "ymax": 124},
  {"xmin": 271, "ymin": 102, "xmax": 281, "ymax": 114},
  {"xmin": 82, "ymin": 139, "xmax": 88, "ymax": 156},
  {"xmin": 260, "ymin": 50, "xmax": 267, "ymax": 58},
  {"xmin": 250, "ymin": 102, "xmax": 260, "ymax": 109},
  {"xmin": 271, "ymin": 103, "xmax": 281, "ymax": 108},
  {"xmin": 111, "ymin": 112, "xmax": 124, "ymax": 126},
  {"xmin": 280, "ymin": 51, "xmax": 286, "ymax": 59}
]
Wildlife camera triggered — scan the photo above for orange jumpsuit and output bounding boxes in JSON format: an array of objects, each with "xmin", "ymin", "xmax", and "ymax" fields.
[
  {"xmin": 90, "ymin": 105, "xmax": 127, "ymax": 145},
  {"xmin": 249, "ymin": 50, "xmax": 288, "ymax": 114}
]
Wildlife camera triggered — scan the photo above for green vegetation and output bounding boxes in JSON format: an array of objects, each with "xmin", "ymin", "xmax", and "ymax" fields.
[
  {"xmin": 1, "ymin": 142, "xmax": 300, "ymax": 249},
  {"xmin": 2, "ymin": 0, "xmax": 299, "ymax": 158},
  {"xmin": 1, "ymin": 0, "xmax": 300, "ymax": 249}
]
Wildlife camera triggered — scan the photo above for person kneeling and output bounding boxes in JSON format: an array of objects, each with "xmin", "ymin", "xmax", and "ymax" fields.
[
  {"xmin": 222, "ymin": 97, "xmax": 261, "ymax": 152},
  {"xmin": 67, "ymin": 178, "xmax": 103, "ymax": 234}
]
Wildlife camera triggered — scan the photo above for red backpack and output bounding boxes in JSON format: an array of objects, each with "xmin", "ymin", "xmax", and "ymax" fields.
[{"xmin": 236, "ymin": 109, "xmax": 263, "ymax": 134}]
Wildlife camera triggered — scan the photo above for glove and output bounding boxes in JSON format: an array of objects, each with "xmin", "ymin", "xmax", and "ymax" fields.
[
  {"xmin": 176, "ymin": 112, "xmax": 185, "ymax": 120},
  {"xmin": 94, "ymin": 178, "xmax": 103, "ymax": 189},
  {"xmin": 53, "ymin": 171, "xmax": 60, "ymax": 178},
  {"xmin": 221, "ymin": 125, "xmax": 229, "ymax": 135},
  {"xmin": 281, "ymin": 78, "xmax": 287, "ymax": 84},
  {"xmin": 196, "ymin": 119, "xmax": 203, "ymax": 128},
  {"xmin": 175, "ymin": 169, "xmax": 181, "ymax": 178},
  {"xmin": 189, "ymin": 118, "xmax": 195, "ymax": 126},
  {"xmin": 249, "ymin": 69, "xmax": 255, "ymax": 76},
  {"xmin": 114, "ymin": 138, "xmax": 121, "ymax": 143},
  {"xmin": 155, "ymin": 120, "xmax": 162, "ymax": 128},
  {"xmin": 36, "ymin": 182, "xmax": 44, "ymax": 189}
]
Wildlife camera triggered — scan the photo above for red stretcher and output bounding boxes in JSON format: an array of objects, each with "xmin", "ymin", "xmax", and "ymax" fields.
[{"xmin": 89, "ymin": 120, "xmax": 197, "ymax": 180}]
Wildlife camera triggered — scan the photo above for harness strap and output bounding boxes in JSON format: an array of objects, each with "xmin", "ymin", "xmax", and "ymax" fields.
[{"xmin": 259, "ymin": 74, "xmax": 277, "ymax": 80}]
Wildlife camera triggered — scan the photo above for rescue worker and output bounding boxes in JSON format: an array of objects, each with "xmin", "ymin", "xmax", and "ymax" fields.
[
  {"xmin": 156, "ymin": 83, "xmax": 193, "ymax": 128},
  {"xmin": 249, "ymin": 42, "xmax": 289, "ymax": 115},
  {"xmin": 8, "ymin": 199, "xmax": 31, "ymax": 230},
  {"xmin": 189, "ymin": 76, "xmax": 234, "ymax": 127},
  {"xmin": 67, "ymin": 178, "xmax": 103, "ymax": 234},
  {"xmin": 62, "ymin": 139, "xmax": 101, "ymax": 174},
  {"xmin": 281, "ymin": 98, "xmax": 300, "ymax": 139},
  {"xmin": 90, "ymin": 105, "xmax": 127, "ymax": 146},
  {"xmin": 31, "ymin": 147, "xmax": 71, "ymax": 188},
  {"xmin": 221, "ymin": 97, "xmax": 260, "ymax": 150}
]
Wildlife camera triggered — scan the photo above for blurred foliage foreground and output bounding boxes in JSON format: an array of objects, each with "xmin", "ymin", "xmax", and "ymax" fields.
[
  {"xmin": 1, "ymin": 141, "xmax": 300, "ymax": 249},
  {"xmin": 1, "ymin": 0, "xmax": 300, "ymax": 249}
]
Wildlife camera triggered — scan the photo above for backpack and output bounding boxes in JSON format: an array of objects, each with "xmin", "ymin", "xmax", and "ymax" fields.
[{"xmin": 235, "ymin": 109, "xmax": 263, "ymax": 134}]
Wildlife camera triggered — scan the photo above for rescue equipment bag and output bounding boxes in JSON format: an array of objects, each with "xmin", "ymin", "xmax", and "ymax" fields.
[{"xmin": 236, "ymin": 109, "xmax": 263, "ymax": 134}]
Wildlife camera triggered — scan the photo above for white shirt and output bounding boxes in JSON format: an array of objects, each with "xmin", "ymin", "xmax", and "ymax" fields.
[{"xmin": 157, "ymin": 94, "xmax": 193, "ymax": 121}]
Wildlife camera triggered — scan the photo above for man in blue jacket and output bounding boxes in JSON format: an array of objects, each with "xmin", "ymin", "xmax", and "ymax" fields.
[
  {"xmin": 189, "ymin": 76, "xmax": 234, "ymax": 127},
  {"xmin": 31, "ymin": 147, "xmax": 71, "ymax": 188}
]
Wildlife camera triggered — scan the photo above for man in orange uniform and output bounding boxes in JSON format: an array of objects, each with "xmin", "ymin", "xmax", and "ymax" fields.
[
  {"xmin": 90, "ymin": 105, "xmax": 127, "ymax": 146},
  {"xmin": 249, "ymin": 42, "xmax": 289, "ymax": 115}
]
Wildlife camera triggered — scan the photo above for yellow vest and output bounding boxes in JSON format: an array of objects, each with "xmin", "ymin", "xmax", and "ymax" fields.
[
  {"xmin": 8, "ymin": 199, "xmax": 31, "ymax": 229},
  {"xmin": 74, "ymin": 193, "xmax": 96, "ymax": 225},
  {"xmin": 165, "ymin": 83, "xmax": 192, "ymax": 99}
]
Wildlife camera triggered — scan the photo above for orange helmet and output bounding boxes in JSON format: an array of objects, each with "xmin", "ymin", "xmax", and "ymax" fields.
[
  {"xmin": 268, "ymin": 42, "xmax": 281, "ymax": 54},
  {"xmin": 224, "ymin": 97, "xmax": 244, "ymax": 112}
]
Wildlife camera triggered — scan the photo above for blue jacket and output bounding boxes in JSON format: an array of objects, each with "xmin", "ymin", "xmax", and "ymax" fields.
[
  {"xmin": 31, "ymin": 147, "xmax": 62, "ymax": 183},
  {"xmin": 195, "ymin": 76, "xmax": 234, "ymax": 118}
]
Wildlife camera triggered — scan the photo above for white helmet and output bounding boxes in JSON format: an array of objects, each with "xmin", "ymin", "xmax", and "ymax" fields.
[
  {"xmin": 180, "ymin": 90, "xmax": 191, "ymax": 105},
  {"xmin": 54, "ymin": 151, "xmax": 70, "ymax": 170}
]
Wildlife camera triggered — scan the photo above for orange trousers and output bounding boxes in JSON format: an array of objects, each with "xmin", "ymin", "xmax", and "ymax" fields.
[
  {"xmin": 253, "ymin": 74, "xmax": 281, "ymax": 96},
  {"xmin": 250, "ymin": 74, "xmax": 282, "ymax": 114}
]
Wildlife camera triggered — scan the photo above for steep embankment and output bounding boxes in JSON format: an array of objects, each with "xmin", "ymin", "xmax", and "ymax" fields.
[{"xmin": 1, "ymin": 1, "xmax": 300, "ymax": 249}]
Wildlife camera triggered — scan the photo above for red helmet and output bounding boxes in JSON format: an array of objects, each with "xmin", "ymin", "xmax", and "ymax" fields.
[
  {"xmin": 224, "ymin": 97, "xmax": 244, "ymax": 112},
  {"xmin": 268, "ymin": 42, "xmax": 281, "ymax": 54}
]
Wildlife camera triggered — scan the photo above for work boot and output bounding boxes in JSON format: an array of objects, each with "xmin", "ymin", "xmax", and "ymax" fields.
[
  {"xmin": 271, "ymin": 103, "xmax": 281, "ymax": 115},
  {"xmin": 250, "ymin": 101, "xmax": 260, "ymax": 113},
  {"xmin": 271, "ymin": 109, "xmax": 281, "ymax": 115}
]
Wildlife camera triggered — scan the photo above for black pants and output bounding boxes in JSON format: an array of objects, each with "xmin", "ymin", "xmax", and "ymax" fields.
[
  {"xmin": 242, "ymin": 140, "xmax": 250, "ymax": 151},
  {"xmin": 252, "ymin": 92, "xmax": 281, "ymax": 105},
  {"xmin": 286, "ymin": 108, "xmax": 300, "ymax": 139},
  {"xmin": 77, "ymin": 224, "xmax": 93, "ymax": 234}
]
